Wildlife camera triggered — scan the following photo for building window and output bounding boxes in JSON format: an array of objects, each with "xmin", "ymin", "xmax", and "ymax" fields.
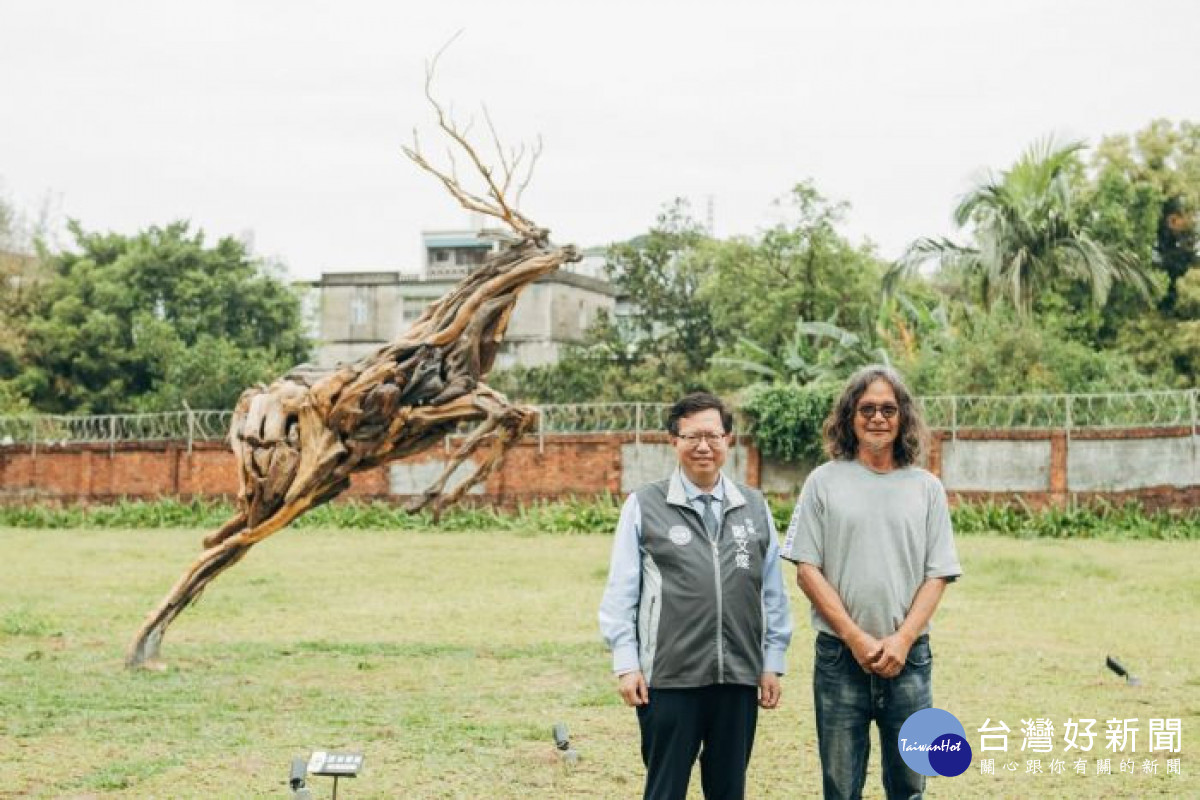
[
  {"xmin": 429, "ymin": 246, "xmax": 489, "ymax": 268},
  {"xmin": 351, "ymin": 287, "xmax": 371, "ymax": 326}
]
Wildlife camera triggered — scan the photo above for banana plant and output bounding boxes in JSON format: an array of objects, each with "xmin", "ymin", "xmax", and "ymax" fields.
[{"xmin": 713, "ymin": 316, "xmax": 891, "ymax": 385}]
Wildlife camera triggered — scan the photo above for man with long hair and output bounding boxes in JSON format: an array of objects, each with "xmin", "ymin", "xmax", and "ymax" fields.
[
  {"xmin": 781, "ymin": 366, "xmax": 962, "ymax": 800},
  {"xmin": 600, "ymin": 391, "xmax": 792, "ymax": 799}
]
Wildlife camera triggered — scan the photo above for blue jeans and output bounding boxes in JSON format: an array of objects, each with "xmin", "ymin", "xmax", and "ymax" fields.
[{"xmin": 813, "ymin": 632, "xmax": 933, "ymax": 800}]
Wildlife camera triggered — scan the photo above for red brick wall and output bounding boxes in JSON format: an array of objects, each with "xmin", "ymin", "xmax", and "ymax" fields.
[
  {"xmin": 0, "ymin": 428, "xmax": 1195, "ymax": 509},
  {"xmin": 0, "ymin": 435, "xmax": 635, "ymax": 504},
  {"xmin": 926, "ymin": 427, "xmax": 1197, "ymax": 511}
]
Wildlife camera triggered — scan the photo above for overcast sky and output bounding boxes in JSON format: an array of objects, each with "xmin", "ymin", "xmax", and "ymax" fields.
[{"xmin": 2, "ymin": 0, "xmax": 1197, "ymax": 280}]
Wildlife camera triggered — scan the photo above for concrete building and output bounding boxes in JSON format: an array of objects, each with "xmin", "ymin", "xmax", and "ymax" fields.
[{"xmin": 308, "ymin": 231, "xmax": 616, "ymax": 370}]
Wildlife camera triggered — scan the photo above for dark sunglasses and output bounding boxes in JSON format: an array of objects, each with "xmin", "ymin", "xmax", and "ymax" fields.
[{"xmin": 857, "ymin": 403, "xmax": 899, "ymax": 420}]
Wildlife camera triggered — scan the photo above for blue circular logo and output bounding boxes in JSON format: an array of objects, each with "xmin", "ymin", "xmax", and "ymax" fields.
[{"xmin": 898, "ymin": 708, "xmax": 972, "ymax": 777}]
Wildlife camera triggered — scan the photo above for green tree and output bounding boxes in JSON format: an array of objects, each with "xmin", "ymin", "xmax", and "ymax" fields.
[
  {"xmin": 895, "ymin": 139, "xmax": 1153, "ymax": 316},
  {"xmin": 0, "ymin": 187, "xmax": 53, "ymax": 413},
  {"xmin": 702, "ymin": 182, "xmax": 883, "ymax": 356},
  {"xmin": 903, "ymin": 306, "xmax": 1151, "ymax": 395},
  {"xmin": 1091, "ymin": 119, "xmax": 1200, "ymax": 313},
  {"xmin": 490, "ymin": 312, "xmax": 706, "ymax": 404},
  {"xmin": 742, "ymin": 381, "xmax": 840, "ymax": 464},
  {"xmin": 516, "ymin": 185, "xmax": 887, "ymax": 402},
  {"xmin": 605, "ymin": 201, "xmax": 717, "ymax": 374},
  {"xmin": 1111, "ymin": 266, "xmax": 1200, "ymax": 387},
  {"xmin": 488, "ymin": 345, "xmax": 607, "ymax": 404},
  {"xmin": 1083, "ymin": 120, "xmax": 1200, "ymax": 384},
  {"xmin": 16, "ymin": 221, "xmax": 309, "ymax": 413}
]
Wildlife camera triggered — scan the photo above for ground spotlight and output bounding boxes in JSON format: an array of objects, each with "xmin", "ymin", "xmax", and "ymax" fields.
[
  {"xmin": 553, "ymin": 722, "xmax": 580, "ymax": 768},
  {"xmin": 1105, "ymin": 655, "xmax": 1142, "ymax": 686},
  {"xmin": 289, "ymin": 757, "xmax": 312, "ymax": 799},
  {"xmin": 289, "ymin": 751, "xmax": 364, "ymax": 798}
]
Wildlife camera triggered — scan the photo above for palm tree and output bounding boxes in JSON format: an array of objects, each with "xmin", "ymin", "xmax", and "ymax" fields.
[{"xmin": 890, "ymin": 138, "xmax": 1151, "ymax": 316}]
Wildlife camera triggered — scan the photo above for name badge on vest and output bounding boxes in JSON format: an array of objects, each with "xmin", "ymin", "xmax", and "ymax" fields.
[{"xmin": 668, "ymin": 525, "xmax": 692, "ymax": 546}]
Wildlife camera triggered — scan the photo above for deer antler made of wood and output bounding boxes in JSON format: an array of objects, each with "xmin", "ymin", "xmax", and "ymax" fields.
[{"xmin": 127, "ymin": 66, "xmax": 578, "ymax": 668}]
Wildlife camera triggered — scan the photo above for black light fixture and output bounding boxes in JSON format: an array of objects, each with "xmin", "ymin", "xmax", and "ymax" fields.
[
  {"xmin": 553, "ymin": 722, "xmax": 580, "ymax": 767},
  {"xmin": 1106, "ymin": 655, "xmax": 1142, "ymax": 686},
  {"xmin": 289, "ymin": 757, "xmax": 312, "ymax": 800}
]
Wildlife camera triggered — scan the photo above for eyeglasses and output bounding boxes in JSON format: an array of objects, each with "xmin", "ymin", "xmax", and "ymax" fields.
[
  {"xmin": 857, "ymin": 403, "xmax": 899, "ymax": 420},
  {"xmin": 675, "ymin": 432, "xmax": 728, "ymax": 447}
]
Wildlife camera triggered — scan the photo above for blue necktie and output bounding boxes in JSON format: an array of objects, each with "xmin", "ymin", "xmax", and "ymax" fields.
[{"xmin": 697, "ymin": 494, "xmax": 720, "ymax": 540}]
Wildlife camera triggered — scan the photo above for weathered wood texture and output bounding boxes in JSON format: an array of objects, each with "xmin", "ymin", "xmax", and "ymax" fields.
[{"xmin": 127, "ymin": 76, "xmax": 577, "ymax": 667}]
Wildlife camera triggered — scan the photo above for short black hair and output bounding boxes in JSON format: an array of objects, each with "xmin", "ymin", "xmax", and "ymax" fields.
[{"xmin": 667, "ymin": 392, "xmax": 733, "ymax": 436}]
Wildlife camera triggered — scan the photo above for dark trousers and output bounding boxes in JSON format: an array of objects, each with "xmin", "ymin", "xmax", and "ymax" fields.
[
  {"xmin": 636, "ymin": 683, "xmax": 759, "ymax": 800},
  {"xmin": 813, "ymin": 632, "xmax": 933, "ymax": 800}
]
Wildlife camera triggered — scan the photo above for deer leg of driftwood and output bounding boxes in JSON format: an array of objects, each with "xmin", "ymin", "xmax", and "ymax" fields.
[
  {"xmin": 406, "ymin": 412, "xmax": 503, "ymax": 514},
  {"xmin": 411, "ymin": 391, "xmax": 538, "ymax": 516},
  {"xmin": 428, "ymin": 425, "xmax": 519, "ymax": 514},
  {"xmin": 201, "ymin": 510, "xmax": 249, "ymax": 549},
  {"xmin": 126, "ymin": 488, "xmax": 329, "ymax": 669}
]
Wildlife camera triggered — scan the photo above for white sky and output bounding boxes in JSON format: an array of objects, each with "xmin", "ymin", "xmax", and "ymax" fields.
[{"xmin": 2, "ymin": 0, "xmax": 1197, "ymax": 280}]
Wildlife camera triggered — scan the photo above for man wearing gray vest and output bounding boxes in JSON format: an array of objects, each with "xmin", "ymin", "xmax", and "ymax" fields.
[
  {"xmin": 599, "ymin": 392, "xmax": 792, "ymax": 800},
  {"xmin": 781, "ymin": 366, "xmax": 962, "ymax": 800}
]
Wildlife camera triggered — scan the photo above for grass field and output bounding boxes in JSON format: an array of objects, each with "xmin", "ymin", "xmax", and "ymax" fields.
[{"xmin": 1, "ymin": 526, "xmax": 1197, "ymax": 799}]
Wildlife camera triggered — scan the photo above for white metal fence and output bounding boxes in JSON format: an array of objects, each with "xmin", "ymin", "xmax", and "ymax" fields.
[
  {"xmin": 919, "ymin": 390, "xmax": 1199, "ymax": 435},
  {"xmin": 0, "ymin": 390, "xmax": 1196, "ymax": 448},
  {"xmin": 0, "ymin": 409, "xmax": 235, "ymax": 452}
]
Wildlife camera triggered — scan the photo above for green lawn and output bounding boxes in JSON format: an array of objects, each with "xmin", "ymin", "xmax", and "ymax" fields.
[{"xmin": 1, "ymin": 527, "xmax": 1197, "ymax": 798}]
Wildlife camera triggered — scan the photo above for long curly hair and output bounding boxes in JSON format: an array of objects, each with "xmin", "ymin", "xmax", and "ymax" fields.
[{"xmin": 822, "ymin": 365, "xmax": 927, "ymax": 467}]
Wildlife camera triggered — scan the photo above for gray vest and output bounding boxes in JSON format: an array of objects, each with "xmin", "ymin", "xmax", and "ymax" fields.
[{"xmin": 635, "ymin": 475, "xmax": 773, "ymax": 688}]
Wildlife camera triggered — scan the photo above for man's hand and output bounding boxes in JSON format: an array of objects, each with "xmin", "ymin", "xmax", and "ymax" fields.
[
  {"xmin": 758, "ymin": 672, "xmax": 782, "ymax": 709},
  {"xmin": 617, "ymin": 670, "xmax": 649, "ymax": 706},
  {"xmin": 796, "ymin": 564, "xmax": 883, "ymax": 675},
  {"xmin": 869, "ymin": 632, "xmax": 913, "ymax": 678},
  {"xmin": 847, "ymin": 630, "xmax": 884, "ymax": 673}
]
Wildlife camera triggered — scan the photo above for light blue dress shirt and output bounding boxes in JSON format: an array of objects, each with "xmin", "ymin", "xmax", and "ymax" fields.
[{"xmin": 598, "ymin": 469, "xmax": 793, "ymax": 676}]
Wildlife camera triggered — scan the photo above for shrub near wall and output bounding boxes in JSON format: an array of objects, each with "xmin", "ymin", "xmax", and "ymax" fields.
[
  {"xmin": 742, "ymin": 382, "xmax": 839, "ymax": 463},
  {"xmin": 0, "ymin": 496, "xmax": 624, "ymax": 534},
  {"xmin": 4, "ymin": 496, "xmax": 1194, "ymax": 540}
]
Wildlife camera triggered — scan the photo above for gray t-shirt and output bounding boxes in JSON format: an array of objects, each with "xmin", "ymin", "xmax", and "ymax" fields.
[{"xmin": 780, "ymin": 459, "xmax": 962, "ymax": 639}]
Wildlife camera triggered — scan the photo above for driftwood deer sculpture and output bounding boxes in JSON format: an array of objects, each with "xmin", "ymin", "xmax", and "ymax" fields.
[{"xmin": 127, "ymin": 73, "xmax": 578, "ymax": 668}]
